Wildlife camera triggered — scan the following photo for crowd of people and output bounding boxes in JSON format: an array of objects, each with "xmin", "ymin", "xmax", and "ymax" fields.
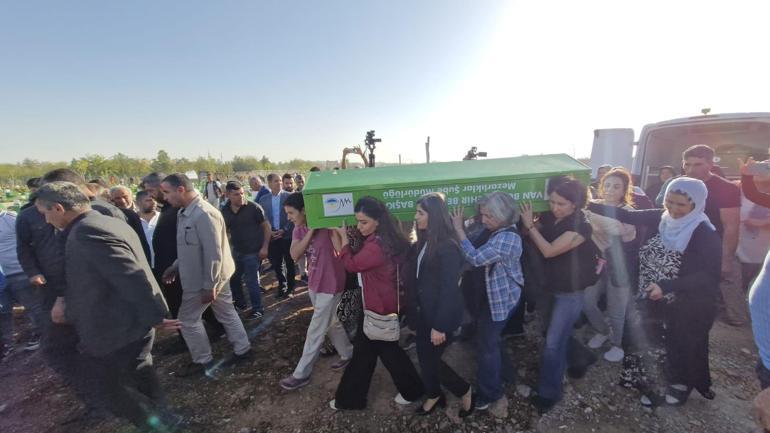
[{"xmin": 1, "ymin": 143, "xmax": 769, "ymax": 432}]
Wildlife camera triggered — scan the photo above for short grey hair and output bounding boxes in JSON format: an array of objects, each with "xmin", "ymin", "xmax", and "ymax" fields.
[
  {"xmin": 477, "ymin": 191, "xmax": 519, "ymax": 226},
  {"xmin": 36, "ymin": 181, "xmax": 91, "ymax": 211},
  {"xmin": 109, "ymin": 185, "xmax": 131, "ymax": 196}
]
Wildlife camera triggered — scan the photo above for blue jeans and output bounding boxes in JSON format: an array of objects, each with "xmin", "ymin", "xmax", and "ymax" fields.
[
  {"xmin": 230, "ymin": 253, "xmax": 263, "ymax": 313},
  {"xmin": 476, "ymin": 305, "xmax": 516, "ymax": 405},
  {"xmin": 537, "ymin": 291, "xmax": 584, "ymax": 401}
]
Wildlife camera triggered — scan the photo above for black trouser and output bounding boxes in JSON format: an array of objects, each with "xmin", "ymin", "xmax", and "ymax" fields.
[
  {"xmin": 38, "ymin": 290, "xmax": 107, "ymax": 413},
  {"xmin": 268, "ymin": 238, "xmax": 295, "ymax": 290},
  {"xmin": 664, "ymin": 300, "xmax": 716, "ymax": 393},
  {"xmin": 86, "ymin": 333, "xmax": 172, "ymax": 429},
  {"xmin": 41, "ymin": 319, "xmax": 108, "ymax": 413},
  {"xmin": 415, "ymin": 325, "xmax": 470, "ymax": 399},
  {"xmin": 334, "ymin": 324, "xmax": 424, "ymax": 409},
  {"xmin": 154, "ymin": 270, "xmax": 225, "ymax": 338}
]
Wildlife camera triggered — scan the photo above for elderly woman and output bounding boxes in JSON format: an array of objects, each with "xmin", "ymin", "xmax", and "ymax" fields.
[
  {"xmin": 588, "ymin": 177, "xmax": 720, "ymax": 406},
  {"xmin": 450, "ymin": 191, "xmax": 523, "ymax": 414}
]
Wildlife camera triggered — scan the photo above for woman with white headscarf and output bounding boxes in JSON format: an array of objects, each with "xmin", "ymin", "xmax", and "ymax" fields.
[{"xmin": 588, "ymin": 177, "xmax": 721, "ymax": 407}]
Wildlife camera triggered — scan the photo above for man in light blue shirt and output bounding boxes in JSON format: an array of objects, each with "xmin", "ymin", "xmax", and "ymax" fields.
[
  {"xmin": 258, "ymin": 174, "xmax": 296, "ymax": 298},
  {"xmin": 0, "ymin": 210, "xmax": 44, "ymax": 355}
]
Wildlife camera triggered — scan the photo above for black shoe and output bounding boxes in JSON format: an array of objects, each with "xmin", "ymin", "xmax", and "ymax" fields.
[
  {"xmin": 567, "ymin": 365, "xmax": 588, "ymax": 379},
  {"xmin": 530, "ymin": 395, "xmax": 556, "ymax": 415},
  {"xmin": 698, "ymin": 388, "xmax": 716, "ymax": 400},
  {"xmin": 415, "ymin": 394, "xmax": 446, "ymax": 416},
  {"xmin": 222, "ymin": 349, "xmax": 254, "ymax": 367}
]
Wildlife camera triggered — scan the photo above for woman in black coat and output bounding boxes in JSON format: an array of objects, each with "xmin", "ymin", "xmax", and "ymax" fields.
[
  {"xmin": 408, "ymin": 192, "xmax": 472, "ymax": 416},
  {"xmin": 589, "ymin": 176, "xmax": 720, "ymax": 406}
]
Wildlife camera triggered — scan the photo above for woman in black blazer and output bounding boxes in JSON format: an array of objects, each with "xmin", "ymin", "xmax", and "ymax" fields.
[{"xmin": 409, "ymin": 192, "xmax": 472, "ymax": 416}]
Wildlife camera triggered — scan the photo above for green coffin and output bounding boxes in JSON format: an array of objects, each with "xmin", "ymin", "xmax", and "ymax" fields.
[{"xmin": 302, "ymin": 153, "xmax": 591, "ymax": 228}]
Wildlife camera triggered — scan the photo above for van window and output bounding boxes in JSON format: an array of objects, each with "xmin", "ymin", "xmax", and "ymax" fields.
[{"xmin": 639, "ymin": 121, "xmax": 770, "ymax": 187}]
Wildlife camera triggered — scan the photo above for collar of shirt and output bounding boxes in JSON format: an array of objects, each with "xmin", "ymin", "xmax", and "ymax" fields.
[{"xmin": 180, "ymin": 194, "xmax": 202, "ymax": 217}]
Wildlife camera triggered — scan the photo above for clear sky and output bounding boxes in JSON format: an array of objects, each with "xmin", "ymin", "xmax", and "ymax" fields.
[{"xmin": 2, "ymin": 0, "xmax": 769, "ymax": 164}]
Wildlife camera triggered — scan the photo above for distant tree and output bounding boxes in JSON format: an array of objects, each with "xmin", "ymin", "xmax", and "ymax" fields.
[
  {"xmin": 232, "ymin": 155, "xmax": 260, "ymax": 172},
  {"xmin": 151, "ymin": 150, "xmax": 173, "ymax": 173},
  {"xmin": 259, "ymin": 155, "xmax": 272, "ymax": 170}
]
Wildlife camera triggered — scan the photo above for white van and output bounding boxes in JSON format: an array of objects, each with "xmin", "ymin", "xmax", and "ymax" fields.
[{"xmin": 591, "ymin": 112, "xmax": 770, "ymax": 188}]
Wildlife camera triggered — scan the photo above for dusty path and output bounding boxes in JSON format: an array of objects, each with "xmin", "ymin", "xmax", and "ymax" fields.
[{"xmin": 0, "ymin": 281, "xmax": 763, "ymax": 433}]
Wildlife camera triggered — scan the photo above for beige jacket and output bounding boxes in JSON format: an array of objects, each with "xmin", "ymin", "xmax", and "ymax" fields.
[{"xmin": 174, "ymin": 195, "xmax": 235, "ymax": 293}]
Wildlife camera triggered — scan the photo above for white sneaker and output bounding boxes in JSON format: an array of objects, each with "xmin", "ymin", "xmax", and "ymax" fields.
[
  {"xmin": 394, "ymin": 393, "xmax": 413, "ymax": 405},
  {"xmin": 603, "ymin": 346, "xmax": 624, "ymax": 362},
  {"xmin": 588, "ymin": 333, "xmax": 609, "ymax": 349},
  {"xmin": 329, "ymin": 399, "xmax": 339, "ymax": 410}
]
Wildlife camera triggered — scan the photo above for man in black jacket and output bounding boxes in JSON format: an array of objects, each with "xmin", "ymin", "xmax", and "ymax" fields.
[
  {"xmin": 15, "ymin": 168, "xmax": 131, "ymax": 417},
  {"xmin": 35, "ymin": 181, "xmax": 182, "ymax": 430}
]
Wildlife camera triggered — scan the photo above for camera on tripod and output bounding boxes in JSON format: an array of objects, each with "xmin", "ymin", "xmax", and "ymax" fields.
[
  {"xmin": 463, "ymin": 146, "xmax": 488, "ymax": 161},
  {"xmin": 364, "ymin": 130, "xmax": 382, "ymax": 167}
]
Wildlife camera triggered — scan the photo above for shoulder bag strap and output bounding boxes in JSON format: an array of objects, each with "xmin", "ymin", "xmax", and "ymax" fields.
[{"xmin": 396, "ymin": 265, "xmax": 400, "ymax": 314}]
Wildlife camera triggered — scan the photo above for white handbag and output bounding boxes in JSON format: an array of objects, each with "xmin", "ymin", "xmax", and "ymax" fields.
[{"xmin": 360, "ymin": 268, "xmax": 400, "ymax": 342}]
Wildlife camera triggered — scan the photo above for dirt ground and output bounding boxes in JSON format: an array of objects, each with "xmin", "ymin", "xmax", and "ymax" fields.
[{"xmin": 0, "ymin": 278, "xmax": 764, "ymax": 433}]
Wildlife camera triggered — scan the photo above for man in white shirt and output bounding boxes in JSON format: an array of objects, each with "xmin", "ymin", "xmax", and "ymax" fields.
[
  {"xmin": 202, "ymin": 172, "xmax": 223, "ymax": 207},
  {"xmin": 136, "ymin": 190, "xmax": 160, "ymax": 267}
]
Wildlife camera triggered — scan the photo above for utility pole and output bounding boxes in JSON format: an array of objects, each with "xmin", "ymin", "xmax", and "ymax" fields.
[
  {"xmin": 399, "ymin": 154, "xmax": 402, "ymax": 165},
  {"xmin": 425, "ymin": 136, "xmax": 430, "ymax": 163}
]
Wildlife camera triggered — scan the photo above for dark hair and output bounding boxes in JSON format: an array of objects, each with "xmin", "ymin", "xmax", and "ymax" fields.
[
  {"xmin": 36, "ymin": 182, "xmax": 90, "ymax": 211},
  {"xmin": 26, "ymin": 177, "xmax": 41, "ymax": 189},
  {"xmin": 309, "ymin": 166, "xmax": 321, "ymax": 172},
  {"xmin": 225, "ymin": 180, "xmax": 243, "ymax": 191},
  {"xmin": 282, "ymin": 173, "xmax": 294, "ymax": 181},
  {"xmin": 41, "ymin": 168, "xmax": 85, "ymax": 185},
  {"xmin": 547, "ymin": 176, "xmax": 588, "ymax": 209},
  {"xmin": 161, "ymin": 173, "xmax": 194, "ymax": 191},
  {"xmin": 89, "ymin": 178, "xmax": 109, "ymax": 188},
  {"xmin": 136, "ymin": 190, "xmax": 151, "ymax": 202},
  {"xmin": 267, "ymin": 173, "xmax": 280, "ymax": 182},
  {"xmin": 415, "ymin": 193, "xmax": 458, "ymax": 259},
  {"xmin": 599, "ymin": 167, "xmax": 633, "ymax": 205},
  {"xmin": 355, "ymin": 196, "xmax": 409, "ymax": 258},
  {"xmin": 682, "ymin": 144, "xmax": 715, "ymax": 162},
  {"xmin": 141, "ymin": 172, "xmax": 166, "ymax": 188},
  {"xmin": 659, "ymin": 166, "xmax": 676, "ymax": 177},
  {"xmin": 284, "ymin": 192, "xmax": 305, "ymax": 211}
]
